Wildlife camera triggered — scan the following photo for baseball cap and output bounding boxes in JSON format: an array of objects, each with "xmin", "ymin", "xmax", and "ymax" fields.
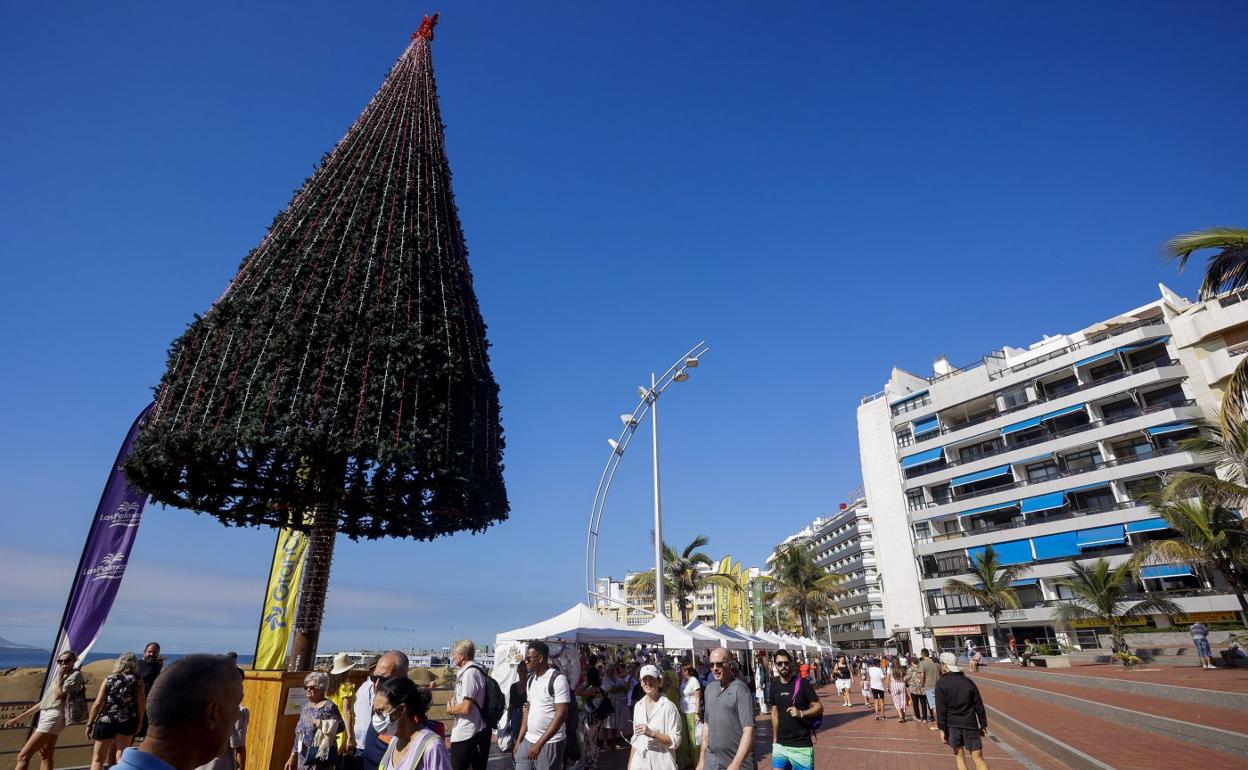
[
  {"xmin": 639, "ymin": 664, "xmax": 661, "ymax": 680},
  {"xmin": 939, "ymin": 652, "xmax": 961, "ymax": 672}
]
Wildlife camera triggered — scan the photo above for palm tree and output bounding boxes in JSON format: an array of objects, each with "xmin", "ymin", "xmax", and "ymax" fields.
[
  {"xmin": 1052, "ymin": 558, "xmax": 1181, "ymax": 654},
  {"xmin": 1135, "ymin": 496, "xmax": 1248, "ymax": 618},
  {"xmin": 943, "ymin": 545, "xmax": 1030, "ymax": 657},
  {"xmin": 626, "ymin": 534, "xmax": 740, "ymax": 624},
  {"xmin": 1165, "ymin": 226, "xmax": 1248, "ymax": 300},
  {"xmin": 761, "ymin": 544, "xmax": 845, "ymax": 637}
]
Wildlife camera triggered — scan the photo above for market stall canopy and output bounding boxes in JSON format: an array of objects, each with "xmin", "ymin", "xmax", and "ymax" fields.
[
  {"xmin": 685, "ymin": 621, "xmax": 749, "ymax": 650},
  {"xmin": 719, "ymin": 625, "xmax": 778, "ymax": 650},
  {"xmin": 496, "ymin": 603, "xmax": 663, "ymax": 645},
  {"xmin": 641, "ymin": 615, "xmax": 719, "ymax": 650}
]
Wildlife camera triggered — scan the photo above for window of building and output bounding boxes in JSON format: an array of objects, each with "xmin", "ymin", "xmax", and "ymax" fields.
[
  {"xmin": 1142, "ymin": 384, "xmax": 1187, "ymax": 409},
  {"xmin": 1025, "ymin": 460, "xmax": 1059, "ymax": 483},
  {"xmin": 1124, "ymin": 476, "xmax": 1162, "ymax": 501},
  {"xmin": 907, "ymin": 489, "xmax": 927, "ymax": 511},
  {"xmin": 958, "ymin": 439, "xmax": 1003, "ymax": 464},
  {"xmin": 896, "ymin": 428, "xmax": 913, "ymax": 447},
  {"xmin": 1126, "ymin": 342, "xmax": 1170, "ymax": 369},
  {"xmin": 931, "ymin": 484, "xmax": 952, "ymax": 505},
  {"xmin": 999, "ymin": 386, "xmax": 1030, "ymax": 411},
  {"xmin": 1088, "ymin": 360, "xmax": 1125, "ymax": 383},
  {"xmin": 1005, "ymin": 425, "xmax": 1047, "ymax": 448},
  {"xmin": 1061, "ymin": 447, "xmax": 1102, "ymax": 473},
  {"xmin": 1100, "ymin": 399, "xmax": 1138, "ymax": 422},
  {"xmin": 1069, "ymin": 486, "xmax": 1115, "ymax": 511},
  {"xmin": 1111, "ymin": 438, "xmax": 1153, "ymax": 461},
  {"xmin": 1042, "ymin": 375, "xmax": 1080, "ymax": 399}
]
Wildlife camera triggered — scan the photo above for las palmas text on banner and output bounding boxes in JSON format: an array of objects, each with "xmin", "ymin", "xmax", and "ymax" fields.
[{"xmin": 253, "ymin": 522, "xmax": 310, "ymax": 670}]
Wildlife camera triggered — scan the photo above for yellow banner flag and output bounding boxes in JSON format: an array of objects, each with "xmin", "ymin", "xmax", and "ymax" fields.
[
  {"xmin": 253, "ymin": 526, "xmax": 309, "ymax": 670},
  {"xmin": 727, "ymin": 562, "xmax": 742, "ymax": 627}
]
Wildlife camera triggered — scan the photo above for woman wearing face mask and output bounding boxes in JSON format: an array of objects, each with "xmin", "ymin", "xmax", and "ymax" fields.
[{"xmin": 372, "ymin": 677, "xmax": 452, "ymax": 770}]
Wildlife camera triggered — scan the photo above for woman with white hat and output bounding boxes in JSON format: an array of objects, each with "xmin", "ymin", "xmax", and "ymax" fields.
[
  {"xmin": 326, "ymin": 653, "xmax": 358, "ymax": 758},
  {"xmin": 629, "ymin": 665, "xmax": 681, "ymax": 770}
]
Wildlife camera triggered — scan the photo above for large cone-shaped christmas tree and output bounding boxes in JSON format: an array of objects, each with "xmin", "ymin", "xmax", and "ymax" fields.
[{"xmin": 125, "ymin": 15, "xmax": 506, "ymax": 665}]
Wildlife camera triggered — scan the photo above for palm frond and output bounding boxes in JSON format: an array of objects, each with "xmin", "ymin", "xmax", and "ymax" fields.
[{"xmin": 1163, "ymin": 226, "xmax": 1248, "ymax": 298}]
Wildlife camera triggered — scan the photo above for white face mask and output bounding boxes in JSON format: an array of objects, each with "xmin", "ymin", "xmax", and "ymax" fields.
[{"xmin": 372, "ymin": 708, "xmax": 400, "ymax": 736}]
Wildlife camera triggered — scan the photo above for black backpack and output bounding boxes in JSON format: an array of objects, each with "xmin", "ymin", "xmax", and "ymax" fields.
[
  {"xmin": 470, "ymin": 663, "xmax": 506, "ymax": 731},
  {"xmin": 528, "ymin": 669, "xmax": 580, "ymax": 762}
]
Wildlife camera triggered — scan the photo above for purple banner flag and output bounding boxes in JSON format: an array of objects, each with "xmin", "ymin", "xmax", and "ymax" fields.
[{"xmin": 42, "ymin": 405, "xmax": 152, "ymax": 692}]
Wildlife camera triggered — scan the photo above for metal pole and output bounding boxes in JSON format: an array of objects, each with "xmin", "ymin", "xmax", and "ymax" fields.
[{"xmin": 651, "ymin": 372, "xmax": 665, "ymax": 617}]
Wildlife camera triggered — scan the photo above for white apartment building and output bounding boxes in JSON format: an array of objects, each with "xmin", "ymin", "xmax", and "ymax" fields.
[
  {"xmin": 768, "ymin": 498, "xmax": 890, "ymax": 650},
  {"xmin": 858, "ymin": 284, "xmax": 1245, "ymax": 655}
]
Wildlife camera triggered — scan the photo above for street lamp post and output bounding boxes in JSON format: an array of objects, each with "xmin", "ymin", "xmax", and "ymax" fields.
[{"xmin": 586, "ymin": 342, "xmax": 709, "ymax": 618}]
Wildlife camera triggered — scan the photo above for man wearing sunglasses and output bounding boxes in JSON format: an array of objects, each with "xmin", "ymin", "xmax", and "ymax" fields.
[
  {"xmin": 766, "ymin": 651, "xmax": 821, "ymax": 770},
  {"xmin": 697, "ymin": 649, "xmax": 755, "ymax": 770}
]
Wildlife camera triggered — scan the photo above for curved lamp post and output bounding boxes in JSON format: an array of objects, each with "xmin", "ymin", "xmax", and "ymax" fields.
[{"xmin": 585, "ymin": 341, "xmax": 710, "ymax": 617}]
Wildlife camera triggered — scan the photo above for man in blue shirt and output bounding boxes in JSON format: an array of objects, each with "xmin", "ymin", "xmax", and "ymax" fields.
[{"xmin": 116, "ymin": 655, "xmax": 242, "ymax": 770}]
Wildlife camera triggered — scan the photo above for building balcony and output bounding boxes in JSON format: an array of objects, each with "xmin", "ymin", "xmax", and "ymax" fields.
[
  {"xmin": 909, "ymin": 444, "xmax": 1199, "ymax": 518},
  {"xmin": 914, "ymin": 500, "xmax": 1153, "ymax": 553},
  {"xmin": 897, "ymin": 355, "xmax": 1182, "ymax": 451}
]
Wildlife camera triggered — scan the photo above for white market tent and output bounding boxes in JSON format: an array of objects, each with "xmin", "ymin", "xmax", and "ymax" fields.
[
  {"xmin": 685, "ymin": 620, "xmax": 749, "ymax": 650},
  {"xmin": 496, "ymin": 603, "xmax": 664, "ymax": 645},
  {"xmin": 641, "ymin": 614, "xmax": 719, "ymax": 650},
  {"xmin": 718, "ymin": 625, "xmax": 778, "ymax": 651},
  {"xmin": 753, "ymin": 629, "xmax": 786, "ymax": 647}
]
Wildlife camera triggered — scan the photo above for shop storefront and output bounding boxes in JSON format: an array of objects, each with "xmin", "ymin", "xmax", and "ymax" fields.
[{"xmin": 931, "ymin": 624, "xmax": 986, "ymax": 655}]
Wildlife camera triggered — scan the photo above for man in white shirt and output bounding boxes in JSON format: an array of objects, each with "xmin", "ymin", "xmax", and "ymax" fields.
[
  {"xmin": 515, "ymin": 641, "xmax": 571, "ymax": 770},
  {"xmin": 445, "ymin": 640, "xmax": 489, "ymax": 770},
  {"xmin": 349, "ymin": 650, "xmax": 408, "ymax": 770}
]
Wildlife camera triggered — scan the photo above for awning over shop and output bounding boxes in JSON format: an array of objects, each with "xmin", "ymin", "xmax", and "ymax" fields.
[
  {"xmin": 1019, "ymin": 491, "xmax": 1065, "ymax": 514},
  {"xmin": 1001, "ymin": 404, "xmax": 1086, "ymax": 435},
  {"xmin": 912, "ymin": 415, "xmax": 940, "ymax": 436},
  {"xmin": 1145, "ymin": 422, "xmax": 1194, "ymax": 436},
  {"xmin": 900, "ymin": 446, "xmax": 945, "ymax": 469},
  {"xmin": 1126, "ymin": 517, "xmax": 1171, "ymax": 534},
  {"xmin": 951, "ymin": 465, "xmax": 1012, "ymax": 488},
  {"xmin": 1140, "ymin": 564, "xmax": 1194, "ymax": 579},
  {"xmin": 1076, "ymin": 524, "xmax": 1126, "ymax": 549}
]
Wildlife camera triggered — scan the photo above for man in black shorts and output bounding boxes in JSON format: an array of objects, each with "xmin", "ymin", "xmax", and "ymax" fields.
[{"xmin": 934, "ymin": 653, "xmax": 989, "ymax": 770}]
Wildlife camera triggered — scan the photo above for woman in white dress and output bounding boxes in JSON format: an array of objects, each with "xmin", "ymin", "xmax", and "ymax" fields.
[{"xmin": 629, "ymin": 665, "xmax": 682, "ymax": 770}]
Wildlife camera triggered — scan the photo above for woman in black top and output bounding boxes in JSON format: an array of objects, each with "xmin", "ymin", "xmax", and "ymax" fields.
[{"xmin": 832, "ymin": 655, "xmax": 855, "ymax": 707}]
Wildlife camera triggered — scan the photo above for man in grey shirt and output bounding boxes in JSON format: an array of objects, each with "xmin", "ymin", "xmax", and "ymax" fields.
[{"xmin": 698, "ymin": 648, "xmax": 756, "ymax": 770}]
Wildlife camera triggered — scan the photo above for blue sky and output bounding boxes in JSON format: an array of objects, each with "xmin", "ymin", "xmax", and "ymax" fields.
[{"xmin": 2, "ymin": 1, "xmax": 1246, "ymax": 654}]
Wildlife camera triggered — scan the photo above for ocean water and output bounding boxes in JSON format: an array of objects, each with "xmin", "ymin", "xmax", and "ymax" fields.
[{"xmin": 0, "ymin": 651, "xmax": 255, "ymax": 669}]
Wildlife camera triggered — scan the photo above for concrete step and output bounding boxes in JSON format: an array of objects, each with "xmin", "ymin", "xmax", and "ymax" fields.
[
  {"xmin": 972, "ymin": 671, "xmax": 1248, "ymax": 757},
  {"xmin": 980, "ymin": 663, "xmax": 1248, "ymax": 710},
  {"xmin": 974, "ymin": 677, "xmax": 1248, "ymax": 768}
]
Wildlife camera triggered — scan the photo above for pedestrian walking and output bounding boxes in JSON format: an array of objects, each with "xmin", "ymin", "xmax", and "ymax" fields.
[
  {"xmin": 135, "ymin": 643, "xmax": 164, "ymax": 741},
  {"xmin": 325, "ymin": 654, "xmax": 357, "ymax": 763},
  {"xmin": 918, "ymin": 649, "xmax": 940, "ymax": 729},
  {"xmin": 372, "ymin": 677, "xmax": 453, "ymax": 770},
  {"xmin": 753, "ymin": 654, "xmax": 769, "ymax": 714},
  {"xmin": 350, "ymin": 651, "xmax": 411, "ymax": 770},
  {"xmin": 629, "ymin": 665, "xmax": 681, "ymax": 770},
  {"xmin": 696, "ymin": 648, "xmax": 755, "ymax": 770},
  {"xmin": 606, "ymin": 663, "xmax": 629, "ymax": 748},
  {"xmin": 286, "ymin": 672, "xmax": 343, "ymax": 770},
  {"xmin": 116, "ymin": 654, "xmax": 243, "ymax": 770},
  {"xmin": 766, "ymin": 650, "xmax": 821, "ymax": 770},
  {"xmin": 1006, "ymin": 635, "xmax": 1018, "ymax": 666},
  {"xmin": 677, "ymin": 666, "xmax": 702, "ymax": 769},
  {"xmin": 1191, "ymin": 623, "xmax": 1215, "ymax": 669},
  {"xmin": 577, "ymin": 655, "xmax": 611, "ymax": 770},
  {"xmin": 934, "ymin": 653, "xmax": 989, "ymax": 770},
  {"xmin": 832, "ymin": 656, "xmax": 853, "ymax": 708},
  {"xmin": 515, "ymin": 641, "xmax": 571, "ymax": 770},
  {"xmin": 866, "ymin": 658, "xmax": 885, "ymax": 721},
  {"xmin": 445, "ymin": 641, "xmax": 491, "ymax": 770},
  {"xmin": 905, "ymin": 660, "xmax": 926, "ymax": 723},
  {"xmin": 87, "ymin": 652, "xmax": 146, "ymax": 770},
  {"xmin": 1019, "ymin": 639, "xmax": 1037, "ymax": 668},
  {"xmin": 858, "ymin": 659, "xmax": 872, "ymax": 710},
  {"xmin": 887, "ymin": 665, "xmax": 908, "ymax": 723},
  {"xmin": 4, "ymin": 650, "xmax": 86, "ymax": 770}
]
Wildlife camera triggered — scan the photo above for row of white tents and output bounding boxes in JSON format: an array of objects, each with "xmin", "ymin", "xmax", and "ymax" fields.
[{"xmin": 489, "ymin": 604, "xmax": 840, "ymax": 707}]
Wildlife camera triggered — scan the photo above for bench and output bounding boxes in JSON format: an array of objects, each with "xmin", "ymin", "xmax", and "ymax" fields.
[{"xmin": 1029, "ymin": 655, "xmax": 1071, "ymax": 668}]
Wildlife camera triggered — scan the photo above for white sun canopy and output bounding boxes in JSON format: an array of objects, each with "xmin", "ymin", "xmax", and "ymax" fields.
[
  {"xmin": 496, "ymin": 603, "xmax": 664, "ymax": 645},
  {"xmin": 641, "ymin": 615, "xmax": 720, "ymax": 650},
  {"xmin": 685, "ymin": 620, "xmax": 749, "ymax": 650},
  {"xmin": 723, "ymin": 626, "xmax": 778, "ymax": 651}
]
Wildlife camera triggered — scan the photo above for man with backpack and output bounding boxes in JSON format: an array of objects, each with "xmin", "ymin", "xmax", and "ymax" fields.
[
  {"xmin": 766, "ymin": 650, "xmax": 822, "ymax": 770},
  {"xmin": 516, "ymin": 641, "xmax": 572, "ymax": 770},
  {"xmin": 446, "ymin": 640, "xmax": 496, "ymax": 770}
]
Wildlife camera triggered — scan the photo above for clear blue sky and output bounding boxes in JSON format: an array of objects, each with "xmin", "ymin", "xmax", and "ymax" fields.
[{"xmin": 2, "ymin": 1, "xmax": 1245, "ymax": 654}]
